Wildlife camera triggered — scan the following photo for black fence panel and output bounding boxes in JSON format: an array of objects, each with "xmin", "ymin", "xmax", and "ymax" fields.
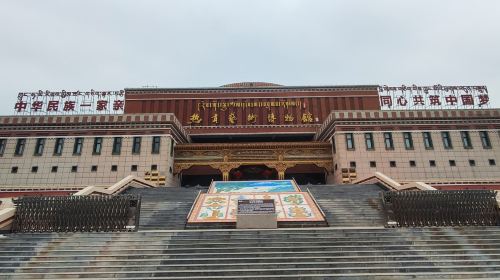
[
  {"xmin": 381, "ymin": 190, "xmax": 499, "ymax": 227},
  {"xmin": 11, "ymin": 195, "xmax": 141, "ymax": 233}
]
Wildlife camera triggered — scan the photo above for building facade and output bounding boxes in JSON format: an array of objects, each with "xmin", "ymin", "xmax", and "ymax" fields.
[{"xmin": 1, "ymin": 83, "xmax": 499, "ymax": 189}]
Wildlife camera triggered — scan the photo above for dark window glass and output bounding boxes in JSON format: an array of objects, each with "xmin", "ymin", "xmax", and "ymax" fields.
[
  {"xmin": 489, "ymin": 159, "xmax": 496, "ymax": 166},
  {"xmin": 31, "ymin": 166, "xmax": 38, "ymax": 173},
  {"xmin": 469, "ymin": 159, "xmax": 476, "ymax": 166},
  {"xmin": 54, "ymin": 138, "xmax": 64, "ymax": 155},
  {"xmin": 51, "ymin": 166, "xmax": 58, "ymax": 173},
  {"xmin": 131, "ymin": 165, "xmax": 138, "ymax": 171},
  {"xmin": 345, "ymin": 133, "xmax": 355, "ymax": 150},
  {"xmin": 441, "ymin": 132, "xmax": 452, "ymax": 149},
  {"xmin": 332, "ymin": 138, "xmax": 336, "ymax": 154},
  {"xmin": 461, "ymin": 131, "xmax": 472, "ymax": 149},
  {"xmin": 170, "ymin": 139, "xmax": 174, "ymax": 157},
  {"xmin": 384, "ymin": 132, "xmax": 394, "ymax": 149},
  {"xmin": 449, "ymin": 160, "xmax": 456, "ymax": 166},
  {"xmin": 132, "ymin": 137, "xmax": 142, "ymax": 154},
  {"xmin": 479, "ymin": 131, "xmax": 491, "ymax": 149},
  {"xmin": 34, "ymin": 138, "xmax": 45, "ymax": 156},
  {"xmin": 369, "ymin": 161, "xmax": 376, "ymax": 168},
  {"xmin": 71, "ymin": 166, "xmax": 78, "ymax": 172},
  {"xmin": 91, "ymin": 165, "xmax": 98, "ymax": 172},
  {"xmin": 151, "ymin": 164, "xmax": 158, "ymax": 171},
  {"xmin": 112, "ymin": 137, "xmax": 122, "ymax": 155},
  {"xmin": 93, "ymin": 137, "xmax": 103, "ymax": 155},
  {"xmin": 15, "ymin": 138, "xmax": 26, "ymax": 156},
  {"xmin": 403, "ymin": 132, "xmax": 413, "ymax": 149},
  {"xmin": 409, "ymin": 160, "xmax": 416, "ymax": 167},
  {"xmin": 11, "ymin": 166, "xmax": 18, "ymax": 173},
  {"xmin": 389, "ymin": 161, "xmax": 396, "ymax": 167},
  {"xmin": 0, "ymin": 139, "xmax": 7, "ymax": 156},
  {"xmin": 364, "ymin": 133, "xmax": 374, "ymax": 150},
  {"xmin": 422, "ymin": 132, "xmax": 433, "ymax": 149},
  {"xmin": 152, "ymin": 136, "xmax": 161, "ymax": 154},
  {"xmin": 429, "ymin": 160, "xmax": 436, "ymax": 167},
  {"xmin": 349, "ymin": 161, "xmax": 356, "ymax": 168},
  {"xmin": 111, "ymin": 165, "xmax": 118, "ymax": 172},
  {"xmin": 73, "ymin": 138, "xmax": 84, "ymax": 155}
]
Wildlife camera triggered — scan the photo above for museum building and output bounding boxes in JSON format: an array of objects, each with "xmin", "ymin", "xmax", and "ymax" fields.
[{"xmin": 0, "ymin": 82, "xmax": 499, "ymax": 190}]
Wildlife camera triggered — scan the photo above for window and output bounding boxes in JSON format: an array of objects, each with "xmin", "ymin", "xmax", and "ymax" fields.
[
  {"xmin": 170, "ymin": 139, "xmax": 175, "ymax": 157},
  {"xmin": 15, "ymin": 138, "xmax": 26, "ymax": 156},
  {"xmin": 409, "ymin": 160, "xmax": 416, "ymax": 167},
  {"xmin": 91, "ymin": 165, "xmax": 98, "ymax": 172},
  {"xmin": 364, "ymin": 133, "xmax": 374, "ymax": 150},
  {"xmin": 332, "ymin": 138, "xmax": 336, "ymax": 154},
  {"xmin": 132, "ymin": 137, "xmax": 141, "ymax": 154},
  {"xmin": 54, "ymin": 138, "xmax": 64, "ymax": 155},
  {"xmin": 31, "ymin": 166, "xmax": 38, "ymax": 173},
  {"xmin": 11, "ymin": 166, "xmax": 18, "ymax": 174},
  {"xmin": 422, "ymin": 132, "xmax": 433, "ymax": 149},
  {"xmin": 71, "ymin": 166, "xmax": 78, "ymax": 173},
  {"xmin": 489, "ymin": 159, "xmax": 496, "ymax": 166},
  {"xmin": 469, "ymin": 159, "xmax": 476, "ymax": 166},
  {"xmin": 169, "ymin": 167, "xmax": 173, "ymax": 174},
  {"xmin": 369, "ymin": 161, "xmax": 376, "ymax": 168},
  {"xmin": 441, "ymin": 132, "xmax": 452, "ymax": 149},
  {"xmin": 73, "ymin": 137, "xmax": 84, "ymax": 155},
  {"xmin": 93, "ymin": 137, "xmax": 103, "ymax": 155},
  {"xmin": 403, "ymin": 132, "xmax": 413, "ymax": 150},
  {"xmin": 384, "ymin": 132, "xmax": 394, "ymax": 149},
  {"xmin": 449, "ymin": 160, "xmax": 456, "ymax": 166},
  {"xmin": 111, "ymin": 165, "xmax": 118, "ymax": 172},
  {"xmin": 152, "ymin": 136, "xmax": 161, "ymax": 154},
  {"xmin": 345, "ymin": 133, "xmax": 355, "ymax": 150},
  {"xmin": 131, "ymin": 165, "xmax": 138, "ymax": 172},
  {"xmin": 429, "ymin": 160, "xmax": 436, "ymax": 167},
  {"xmin": 479, "ymin": 131, "xmax": 491, "ymax": 149},
  {"xmin": 0, "ymin": 139, "xmax": 6, "ymax": 156},
  {"xmin": 34, "ymin": 138, "xmax": 45, "ymax": 156},
  {"xmin": 151, "ymin": 164, "xmax": 158, "ymax": 171},
  {"xmin": 349, "ymin": 161, "xmax": 356, "ymax": 168},
  {"xmin": 112, "ymin": 137, "xmax": 122, "ymax": 155},
  {"xmin": 461, "ymin": 131, "xmax": 472, "ymax": 149},
  {"xmin": 51, "ymin": 166, "xmax": 58, "ymax": 173},
  {"xmin": 389, "ymin": 161, "xmax": 396, "ymax": 167}
]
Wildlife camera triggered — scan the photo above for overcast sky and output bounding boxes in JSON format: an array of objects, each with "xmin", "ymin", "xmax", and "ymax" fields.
[{"xmin": 1, "ymin": 0, "xmax": 499, "ymax": 115}]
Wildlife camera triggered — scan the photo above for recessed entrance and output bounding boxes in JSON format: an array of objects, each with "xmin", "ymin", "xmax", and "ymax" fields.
[{"xmin": 230, "ymin": 165, "xmax": 277, "ymax": 181}]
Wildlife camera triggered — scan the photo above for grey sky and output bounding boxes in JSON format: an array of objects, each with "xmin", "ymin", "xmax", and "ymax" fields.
[{"xmin": 1, "ymin": 0, "xmax": 499, "ymax": 115}]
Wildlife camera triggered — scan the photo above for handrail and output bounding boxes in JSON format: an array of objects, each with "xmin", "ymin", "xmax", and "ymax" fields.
[
  {"xmin": 186, "ymin": 190, "xmax": 202, "ymax": 220},
  {"xmin": 306, "ymin": 187, "xmax": 327, "ymax": 219}
]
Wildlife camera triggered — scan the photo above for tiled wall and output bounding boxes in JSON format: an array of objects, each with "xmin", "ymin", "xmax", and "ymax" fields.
[
  {"xmin": 0, "ymin": 135, "xmax": 178, "ymax": 187},
  {"xmin": 329, "ymin": 130, "xmax": 500, "ymax": 183}
]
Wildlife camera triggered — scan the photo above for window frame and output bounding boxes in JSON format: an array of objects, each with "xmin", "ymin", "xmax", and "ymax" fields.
[
  {"xmin": 34, "ymin": 138, "xmax": 45, "ymax": 156},
  {"xmin": 132, "ymin": 137, "xmax": 142, "ymax": 154},
  {"xmin": 403, "ymin": 132, "xmax": 413, "ymax": 150},
  {"xmin": 0, "ymin": 139, "xmax": 7, "ymax": 156},
  {"xmin": 422, "ymin": 132, "xmax": 434, "ymax": 149},
  {"xmin": 54, "ymin": 138, "xmax": 64, "ymax": 156},
  {"xmin": 73, "ymin": 137, "xmax": 84, "ymax": 155},
  {"xmin": 461, "ymin": 131, "xmax": 473, "ymax": 149},
  {"xmin": 364, "ymin": 133, "xmax": 374, "ymax": 150},
  {"xmin": 93, "ymin": 137, "xmax": 103, "ymax": 155},
  {"xmin": 479, "ymin": 131, "xmax": 491, "ymax": 149},
  {"xmin": 14, "ymin": 138, "xmax": 26, "ymax": 156},
  {"xmin": 345, "ymin": 133, "xmax": 355, "ymax": 150},
  {"xmin": 152, "ymin": 136, "xmax": 161, "ymax": 154},
  {"xmin": 112, "ymin": 137, "xmax": 122, "ymax": 155},
  {"xmin": 383, "ymin": 132, "xmax": 394, "ymax": 150},
  {"xmin": 441, "ymin": 131, "xmax": 453, "ymax": 149}
]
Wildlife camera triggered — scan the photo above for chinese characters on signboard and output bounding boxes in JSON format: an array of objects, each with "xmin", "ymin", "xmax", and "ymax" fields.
[
  {"xmin": 378, "ymin": 85, "xmax": 489, "ymax": 110},
  {"xmin": 14, "ymin": 90, "xmax": 125, "ymax": 115},
  {"xmin": 188, "ymin": 99, "xmax": 315, "ymax": 125}
]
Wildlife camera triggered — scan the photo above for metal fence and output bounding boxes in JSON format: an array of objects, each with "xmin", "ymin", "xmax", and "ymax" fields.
[
  {"xmin": 381, "ymin": 190, "xmax": 499, "ymax": 227},
  {"xmin": 11, "ymin": 195, "xmax": 141, "ymax": 232}
]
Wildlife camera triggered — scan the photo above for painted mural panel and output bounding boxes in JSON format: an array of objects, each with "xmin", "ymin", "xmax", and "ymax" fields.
[{"xmin": 209, "ymin": 180, "xmax": 299, "ymax": 194}]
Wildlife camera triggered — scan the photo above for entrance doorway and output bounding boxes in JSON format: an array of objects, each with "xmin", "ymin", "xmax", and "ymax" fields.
[{"xmin": 230, "ymin": 165, "xmax": 278, "ymax": 181}]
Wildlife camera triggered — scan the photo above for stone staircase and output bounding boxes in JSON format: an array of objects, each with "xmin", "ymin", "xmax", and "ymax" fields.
[
  {"xmin": 1, "ymin": 227, "xmax": 500, "ymax": 279},
  {"xmin": 125, "ymin": 187, "xmax": 203, "ymax": 230},
  {"xmin": 305, "ymin": 184, "xmax": 386, "ymax": 227}
]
